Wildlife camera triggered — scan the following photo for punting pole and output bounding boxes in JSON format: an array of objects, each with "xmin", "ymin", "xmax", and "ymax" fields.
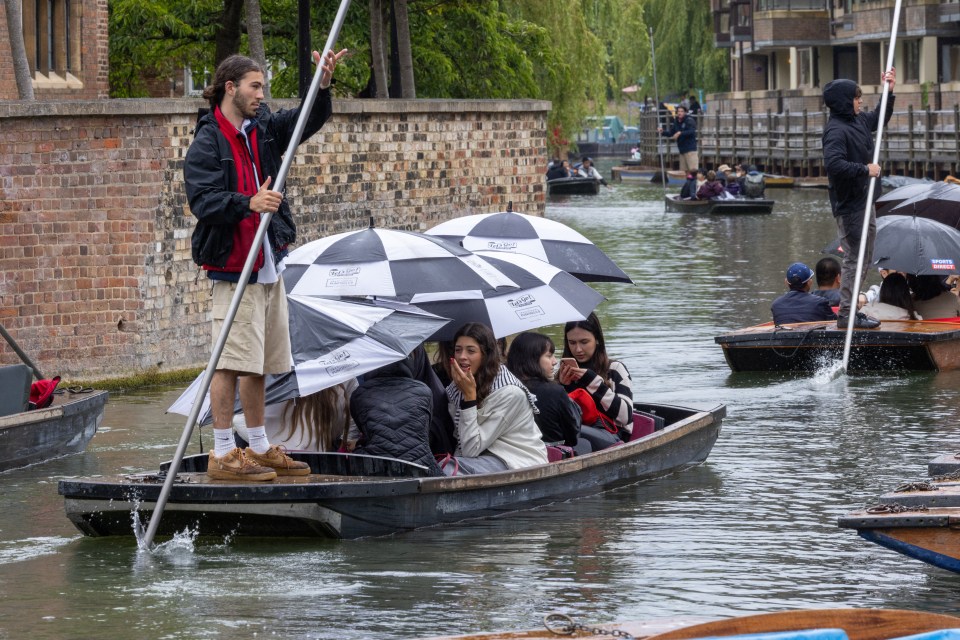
[
  {"xmin": 841, "ymin": 0, "xmax": 901, "ymax": 373},
  {"xmin": 649, "ymin": 27, "xmax": 667, "ymax": 199},
  {"xmin": 0, "ymin": 323, "xmax": 44, "ymax": 380},
  {"xmin": 141, "ymin": 0, "xmax": 354, "ymax": 550}
]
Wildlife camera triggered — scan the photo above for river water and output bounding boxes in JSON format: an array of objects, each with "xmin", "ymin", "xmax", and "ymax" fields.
[{"xmin": 3, "ymin": 161, "xmax": 960, "ymax": 639}]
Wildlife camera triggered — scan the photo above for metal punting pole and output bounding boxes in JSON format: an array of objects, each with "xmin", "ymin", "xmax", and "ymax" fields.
[
  {"xmin": 841, "ymin": 0, "xmax": 902, "ymax": 372},
  {"xmin": 141, "ymin": 0, "xmax": 354, "ymax": 549},
  {"xmin": 649, "ymin": 27, "xmax": 668, "ymax": 199}
]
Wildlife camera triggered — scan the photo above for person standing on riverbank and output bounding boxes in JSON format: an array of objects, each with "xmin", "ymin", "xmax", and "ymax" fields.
[
  {"xmin": 658, "ymin": 105, "xmax": 698, "ymax": 173},
  {"xmin": 822, "ymin": 69, "xmax": 896, "ymax": 329},
  {"xmin": 184, "ymin": 49, "xmax": 346, "ymax": 481}
]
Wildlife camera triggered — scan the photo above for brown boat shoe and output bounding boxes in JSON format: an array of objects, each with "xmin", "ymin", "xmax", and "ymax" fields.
[
  {"xmin": 244, "ymin": 445, "xmax": 311, "ymax": 476},
  {"xmin": 207, "ymin": 448, "xmax": 277, "ymax": 482}
]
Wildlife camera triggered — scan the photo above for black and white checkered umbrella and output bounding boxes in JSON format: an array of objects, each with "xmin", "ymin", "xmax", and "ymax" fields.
[
  {"xmin": 282, "ymin": 227, "xmax": 518, "ymax": 298},
  {"xmin": 168, "ymin": 295, "xmax": 450, "ymax": 424},
  {"xmin": 426, "ymin": 211, "xmax": 633, "ymax": 283},
  {"xmin": 407, "ymin": 250, "xmax": 606, "ymax": 340}
]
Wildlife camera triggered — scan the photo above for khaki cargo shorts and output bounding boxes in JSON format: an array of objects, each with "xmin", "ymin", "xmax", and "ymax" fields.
[{"xmin": 211, "ymin": 280, "xmax": 292, "ymax": 376}]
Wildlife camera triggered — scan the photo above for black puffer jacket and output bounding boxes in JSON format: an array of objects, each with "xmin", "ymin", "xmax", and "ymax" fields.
[
  {"xmin": 822, "ymin": 79, "xmax": 895, "ymax": 218},
  {"xmin": 185, "ymin": 90, "xmax": 332, "ymax": 279},
  {"xmin": 350, "ymin": 358, "xmax": 444, "ymax": 476}
]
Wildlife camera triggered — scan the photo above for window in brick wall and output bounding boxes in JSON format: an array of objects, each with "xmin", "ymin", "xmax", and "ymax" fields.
[
  {"xmin": 904, "ymin": 40, "xmax": 920, "ymax": 84},
  {"xmin": 21, "ymin": 0, "xmax": 82, "ymax": 84},
  {"xmin": 942, "ymin": 40, "xmax": 960, "ymax": 83}
]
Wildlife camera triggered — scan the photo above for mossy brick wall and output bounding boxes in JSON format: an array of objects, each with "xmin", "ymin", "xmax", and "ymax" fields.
[{"xmin": 0, "ymin": 98, "xmax": 550, "ymax": 380}]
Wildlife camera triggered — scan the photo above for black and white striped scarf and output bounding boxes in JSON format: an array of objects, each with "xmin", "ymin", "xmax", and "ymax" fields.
[{"xmin": 446, "ymin": 364, "xmax": 539, "ymax": 426}]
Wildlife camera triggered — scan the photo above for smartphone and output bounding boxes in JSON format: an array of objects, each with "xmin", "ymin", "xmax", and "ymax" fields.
[{"xmin": 560, "ymin": 358, "xmax": 578, "ymax": 368}]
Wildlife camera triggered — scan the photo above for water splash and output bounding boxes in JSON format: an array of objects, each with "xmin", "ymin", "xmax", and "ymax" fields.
[
  {"xmin": 811, "ymin": 356, "xmax": 845, "ymax": 385},
  {"xmin": 131, "ymin": 499, "xmax": 198, "ymax": 563}
]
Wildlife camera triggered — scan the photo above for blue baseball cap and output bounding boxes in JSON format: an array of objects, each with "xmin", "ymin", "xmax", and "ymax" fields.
[{"xmin": 786, "ymin": 262, "xmax": 814, "ymax": 288}]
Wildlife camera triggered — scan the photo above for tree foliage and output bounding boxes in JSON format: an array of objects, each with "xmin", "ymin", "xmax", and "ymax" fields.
[{"xmin": 107, "ymin": 0, "xmax": 727, "ymax": 147}]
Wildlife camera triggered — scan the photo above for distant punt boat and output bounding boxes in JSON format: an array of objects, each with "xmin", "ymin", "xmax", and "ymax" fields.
[
  {"xmin": 547, "ymin": 176, "xmax": 601, "ymax": 195},
  {"xmin": 59, "ymin": 401, "xmax": 723, "ymax": 540},
  {"xmin": 664, "ymin": 194, "xmax": 774, "ymax": 215},
  {"xmin": 1, "ymin": 389, "xmax": 108, "ymax": 472},
  {"xmin": 715, "ymin": 319, "xmax": 960, "ymax": 372},
  {"xmin": 762, "ymin": 174, "xmax": 795, "ymax": 188}
]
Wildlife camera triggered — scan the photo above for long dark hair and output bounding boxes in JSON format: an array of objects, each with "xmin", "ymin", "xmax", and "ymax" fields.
[
  {"xmin": 563, "ymin": 312, "xmax": 610, "ymax": 375},
  {"xmin": 453, "ymin": 323, "xmax": 501, "ymax": 405},
  {"xmin": 202, "ymin": 54, "xmax": 263, "ymax": 109},
  {"xmin": 880, "ymin": 273, "xmax": 920, "ymax": 320},
  {"xmin": 506, "ymin": 332, "xmax": 554, "ymax": 383}
]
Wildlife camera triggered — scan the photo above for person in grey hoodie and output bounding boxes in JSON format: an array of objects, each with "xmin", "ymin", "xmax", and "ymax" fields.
[{"xmin": 821, "ymin": 69, "xmax": 896, "ymax": 329}]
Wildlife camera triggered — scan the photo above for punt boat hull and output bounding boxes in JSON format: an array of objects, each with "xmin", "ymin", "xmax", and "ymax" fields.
[
  {"xmin": 0, "ymin": 390, "xmax": 108, "ymax": 472},
  {"xmin": 664, "ymin": 194, "xmax": 774, "ymax": 215},
  {"xmin": 59, "ymin": 402, "xmax": 723, "ymax": 539},
  {"xmin": 546, "ymin": 177, "xmax": 601, "ymax": 195},
  {"xmin": 715, "ymin": 320, "xmax": 960, "ymax": 372}
]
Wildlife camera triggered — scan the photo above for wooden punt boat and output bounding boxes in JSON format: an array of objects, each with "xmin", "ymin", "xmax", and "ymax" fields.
[
  {"xmin": 715, "ymin": 320, "xmax": 960, "ymax": 372},
  {"xmin": 838, "ymin": 475, "xmax": 960, "ymax": 574},
  {"xmin": 425, "ymin": 608, "xmax": 960, "ymax": 640},
  {"xmin": 664, "ymin": 194, "xmax": 774, "ymax": 215},
  {"xmin": 609, "ymin": 165, "xmax": 686, "ymax": 184},
  {"xmin": 0, "ymin": 389, "xmax": 108, "ymax": 472},
  {"xmin": 58, "ymin": 401, "xmax": 724, "ymax": 539},
  {"xmin": 762, "ymin": 174, "xmax": 795, "ymax": 188},
  {"xmin": 546, "ymin": 176, "xmax": 601, "ymax": 195}
]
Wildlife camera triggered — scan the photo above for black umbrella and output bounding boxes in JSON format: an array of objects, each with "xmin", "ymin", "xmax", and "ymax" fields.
[
  {"xmin": 875, "ymin": 182, "xmax": 940, "ymax": 215},
  {"xmin": 885, "ymin": 182, "xmax": 960, "ymax": 229},
  {"xmin": 821, "ymin": 214, "xmax": 960, "ymax": 276}
]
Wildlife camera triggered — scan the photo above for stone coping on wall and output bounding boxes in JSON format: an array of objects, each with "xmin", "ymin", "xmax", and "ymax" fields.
[{"xmin": 0, "ymin": 98, "xmax": 552, "ymax": 119}]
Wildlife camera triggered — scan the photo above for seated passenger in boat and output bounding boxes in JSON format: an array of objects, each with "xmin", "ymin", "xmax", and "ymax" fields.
[
  {"xmin": 445, "ymin": 323, "xmax": 549, "ymax": 475},
  {"xmin": 559, "ymin": 313, "xmax": 632, "ymax": 449},
  {"xmin": 432, "ymin": 340, "xmax": 454, "ymax": 387},
  {"xmin": 860, "ymin": 273, "xmax": 922, "ymax": 320},
  {"xmin": 546, "ymin": 159, "xmax": 573, "ymax": 181},
  {"xmin": 678, "ymin": 171, "xmax": 697, "ymax": 199},
  {"xmin": 909, "ymin": 274, "xmax": 960, "ymax": 319},
  {"xmin": 235, "ymin": 380, "xmax": 357, "ymax": 452},
  {"xmin": 812, "ymin": 256, "xmax": 842, "ymax": 306},
  {"xmin": 771, "ymin": 262, "xmax": 838, "ymax": 325},
  {"xmin": 696, "ymin": 170, "xmax": 725, "ymax": 200},
  {"xmin": 694, "ymin": 169, "xmax": 707, "ymax": 195},
  {"xmin": 350, "ymin": 355, "xmax": 445, "ymax": 476},
  {"xmin": 742, "ymin": 165, "xmax": 766, "ymax": 198},
  {"xmin": 506, "ymin": 332, "xmax": 591, "ymax": 455},
  {"xmin": 576, "ymin": 157, "xmax": 609, "ymax": 186},
  {"xmin": 409, "ymin": 344, "xmax": 457, "ymax": 455},
  {"xmin": 715, "ymin": 164, "xmax": 732, "ymax": 188}
]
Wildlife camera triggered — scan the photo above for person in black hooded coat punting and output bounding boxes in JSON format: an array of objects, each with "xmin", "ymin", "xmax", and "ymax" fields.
[{"xmin": 821, "ymin": 68, "xmax": 896, "ymax": 330}]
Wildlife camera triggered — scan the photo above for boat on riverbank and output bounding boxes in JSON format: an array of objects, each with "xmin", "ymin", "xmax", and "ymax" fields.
[
  {"xmin": 0, "ymin": 389, "xmax": 108, "ymax": 472},
  {"xmin": 426, "ymin": 608, "xmax": 960, "ymax": 640},
  {"xmin": 58, "ymin": 401, "xmax": 724, "ymax": 539},
  {"xmin": 838, "ymin": 468, "xmax": 960, "ymax": 574},
  {"xmin": 715, "ymin": 319, "xmax": 960, "ymax": 372},
  {"xmin": 547, "ymin": 176, "xmax": 601, "ymax": 195},
  {"xmin": 664, "ymin": 194, "xmax": 774, "ymax": 215},
  {"xmin": 762, "ymin": 174, "xmax": 795, "ymax": 188}
]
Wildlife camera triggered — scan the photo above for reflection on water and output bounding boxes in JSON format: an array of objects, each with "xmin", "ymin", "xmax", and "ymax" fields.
[{"xmin": 3, "ymin": 168, "xmax": 960, "ymax": 638}]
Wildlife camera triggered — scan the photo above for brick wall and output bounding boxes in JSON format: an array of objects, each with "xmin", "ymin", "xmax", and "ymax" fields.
[
  {"xmin": 0, "ymin": 98, "xmax": 550, "ymax": 380},
  {"xmin": 0, "ymin": 0, "xmax": 109, "ymax": 100}
]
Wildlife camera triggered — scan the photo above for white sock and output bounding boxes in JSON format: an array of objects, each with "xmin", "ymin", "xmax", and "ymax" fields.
[
  {"xmin": 247, "ymin": 426, "xmax": 271, "ymax": 454},
  {"xmin": 213, "ymin": 429, "xmax": 236, "ymax": 458}
]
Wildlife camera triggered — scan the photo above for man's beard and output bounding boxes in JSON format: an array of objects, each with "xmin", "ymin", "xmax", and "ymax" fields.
[{"xmin": 233, "ymin": 91, "xmax": 258, "ymax": 119}]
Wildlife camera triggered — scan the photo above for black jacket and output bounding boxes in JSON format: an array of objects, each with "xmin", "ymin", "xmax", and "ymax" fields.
[
  {"xmin": 185, "ymin": 90, "xmax": 333, "ymax": 280},
  {"xmin": 524, "ymin": 378, "xmax": 581, "ymax": 446},
  {"xmin": 350, "ymin": 359, "xmax": 445, "ymax": 476},
  {"xmin": 772, "ymin": 290, "xmax": 838, "ymax": 325},
  {"xmin": 822, "ymin": 79, "xmax": 895, "ymax": 218}
]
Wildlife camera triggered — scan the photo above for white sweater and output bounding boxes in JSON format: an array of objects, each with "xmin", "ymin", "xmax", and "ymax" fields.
[{"xmin": 450, "ymin": 385, "xmax": 548, "ymax": 470}]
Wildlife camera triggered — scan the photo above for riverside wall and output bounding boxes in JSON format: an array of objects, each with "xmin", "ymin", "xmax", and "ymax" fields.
[{"xmin": 0, "ymin": 98, "xmax": 550, "ymax": 380}]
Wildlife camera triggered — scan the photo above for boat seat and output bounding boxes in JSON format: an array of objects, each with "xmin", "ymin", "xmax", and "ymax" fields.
[
  {"xmin": 0, "ymin": 364, "xmax": 32, "ymax": 417},
  {"xmin": 629, "ymin": 410, "xmax": 666, "ymax": 442}
]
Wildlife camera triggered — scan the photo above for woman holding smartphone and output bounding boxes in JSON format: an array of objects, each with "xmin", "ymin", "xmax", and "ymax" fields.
[{"xmin": 559, "ymin": 312, "xmax": 634, "ymax": 447}]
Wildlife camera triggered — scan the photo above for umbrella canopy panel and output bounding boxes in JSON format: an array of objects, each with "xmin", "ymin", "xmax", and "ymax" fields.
[
  {"xmin": 283, "ymin": 227, "xmax": 518, "ymax": 297},
  {"xmin": 168, "ymin": 296, "xmax": 450, "ymax": 424},
  {"xmin": 872, "ymin": 215, "xmax": 960, "ymax": 276},
  {"xmin": 876, "ymin": 182, "xmax": 941, "ymax": 215},
  {"xmin": 885, "ymin": 182, "xmax": 960, "ymax": 229},
  {"xmin": 427, "ymin": 211, "xmax": 633, "ymax": 283},
  {"xmin": 407, "ymin": 250, "xmax": 606, "ymax": 340}
]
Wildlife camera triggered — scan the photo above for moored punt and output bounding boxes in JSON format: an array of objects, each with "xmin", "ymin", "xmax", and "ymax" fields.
[
  {"xmin": 838, "ymin": 480, "xmax": 960, "ymax": 574},
  {"xmin": 423, "ymin": 608, "xmax": 960, "ymax": 640},
  {"xmin": 59, "ymin": 401, "xmax": 724, "ymax": 539},
  {"xmin": 610, "ymin": 164, "xmax": 661, "ymax": 182},
  {"xmin": 0, "ymin": 389, "xmax": 108, "ymax": 473},
  {"xmin": 546, "ymin": 176, "xmax": 601, "ymax": 195},
  {"xmin": 664, "ymin": 194, "xmax": 774, "ymax": 215},
  {"xmin": 762, "ymin": 173, "xmax": 795, "ymax": 188},
  {"xmin": 715, "ymin": 320, "xmax": 960, "ymax": 372}
]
